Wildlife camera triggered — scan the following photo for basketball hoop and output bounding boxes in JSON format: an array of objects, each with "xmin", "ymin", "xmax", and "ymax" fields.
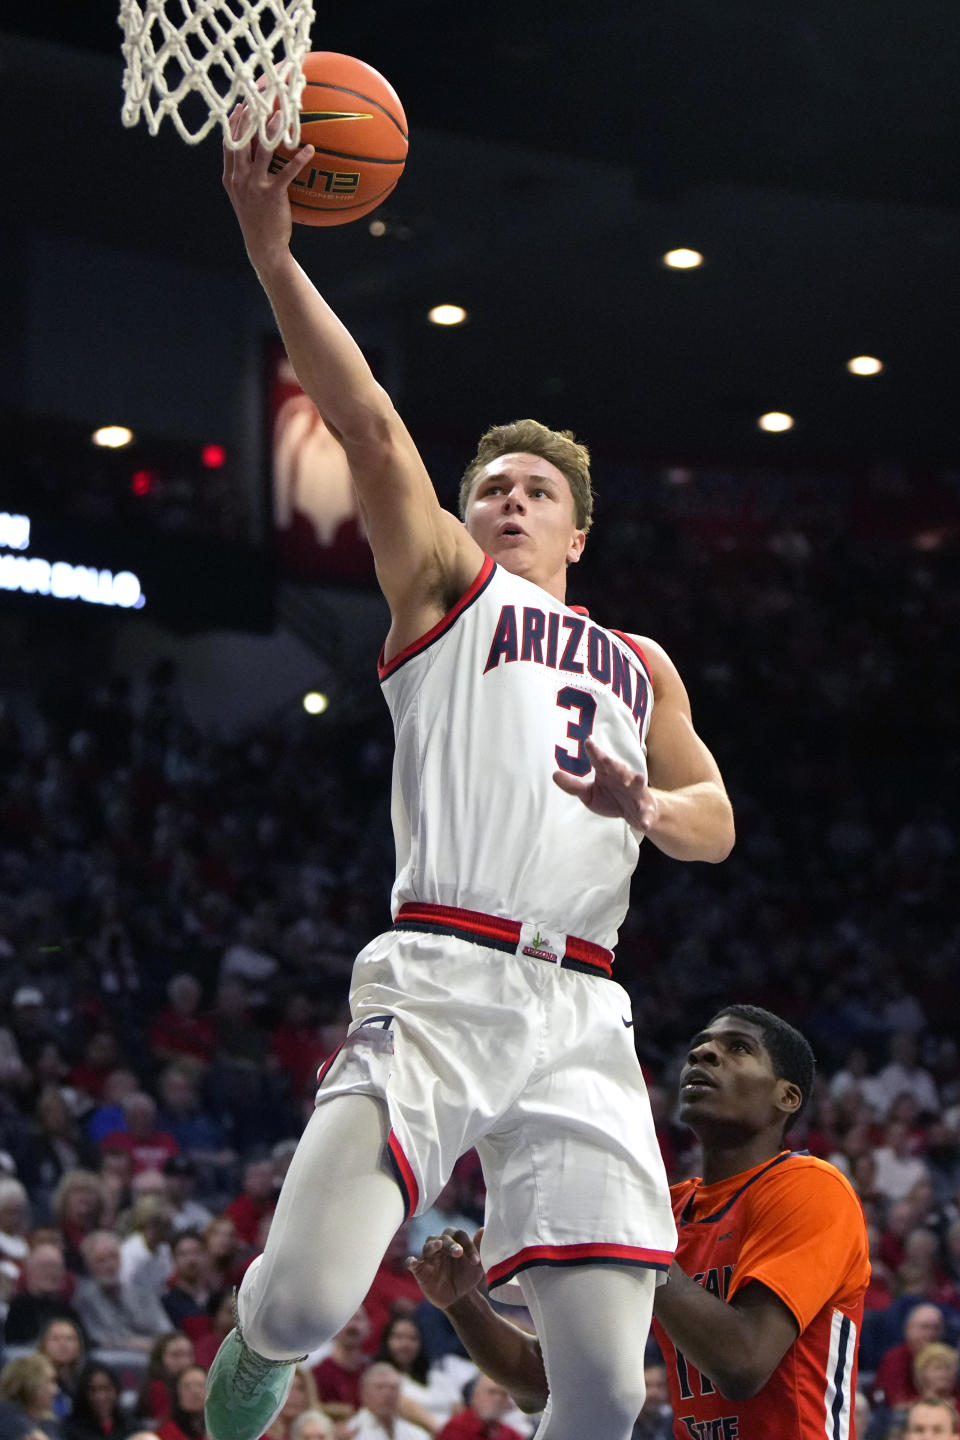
[{"xmin": 118, "ymin": 0, "xmax": 315, "ymax": 149}]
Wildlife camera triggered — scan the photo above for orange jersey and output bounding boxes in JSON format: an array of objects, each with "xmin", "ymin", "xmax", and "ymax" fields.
[{"xmin": 652, "ymin": 1151, "xmax": 870, "ymax": 1440}]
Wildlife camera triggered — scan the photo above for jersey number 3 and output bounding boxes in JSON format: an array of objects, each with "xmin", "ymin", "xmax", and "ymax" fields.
[{"xmin": 555, "ymin": 686, "xmax": 597, "ymax": 776}]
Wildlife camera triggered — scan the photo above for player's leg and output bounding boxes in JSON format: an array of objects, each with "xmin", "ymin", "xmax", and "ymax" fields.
[
  {"xmin": 518, "ymin": 1263, "xmax": 656, "ymax": 1440},
  {"xmin": 205, "ymin": 1093, "xmax": 405, "ymax": 1440}
]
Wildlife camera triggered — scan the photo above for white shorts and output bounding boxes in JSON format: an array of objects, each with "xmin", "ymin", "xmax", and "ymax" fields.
[{"xmin": 315, "ymin": 924, "xmax": 677, "ymax": 1301}]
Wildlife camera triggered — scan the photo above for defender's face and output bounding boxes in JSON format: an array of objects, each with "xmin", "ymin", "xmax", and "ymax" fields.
[
  {"xmin": 678, "ymin": 1015, "xmax": 795, "ymax": 1138},
  {"xmin": 465, "ymin": 452, "xmax": 585, "ymax": 580}
]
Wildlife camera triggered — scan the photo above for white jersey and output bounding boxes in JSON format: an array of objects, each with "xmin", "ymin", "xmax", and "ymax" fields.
[{"xmin": 378, "ymin": 556, "xmax": 653, "ymax": 954}]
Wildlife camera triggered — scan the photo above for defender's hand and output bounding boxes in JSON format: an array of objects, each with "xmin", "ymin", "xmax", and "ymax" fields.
[
  {"xmin": 553, "ymin": 737, "xmax": 659, "ymax": 832},
  {"xmin": 407, "ymin": 1227, "xmax": 485, "ymax": 1310}
]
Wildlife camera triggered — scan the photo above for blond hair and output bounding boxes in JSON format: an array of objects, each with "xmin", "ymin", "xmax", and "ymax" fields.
[
  {"xmin": 0, "ymin": 1353, "xmax": 55, "ymax": 1413},
  {"xmin": 914, "ymin": 1341, "xmax": 960, "ymax": 1390},
  {"xmin": 459, "ymin": 419, "xmax": 594, "ymax": 533}
]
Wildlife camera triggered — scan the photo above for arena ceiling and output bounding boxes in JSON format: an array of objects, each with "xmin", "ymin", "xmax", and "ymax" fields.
[{"xmin": 4, "ymin": 1, "xmax": 960, "ymax": 463}]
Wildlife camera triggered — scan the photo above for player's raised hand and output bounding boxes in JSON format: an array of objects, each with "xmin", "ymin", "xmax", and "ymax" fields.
[
  {"xmin": 222, "ymin": 104, "xmax": 314, "ymax": 269},
  {"xmin": 407, "ymin": 1227, "xmax": 486, "ymax": 1310},
  {"xmin": 553, "ymin": 737, "xmax": 660, "ymax": 833}
]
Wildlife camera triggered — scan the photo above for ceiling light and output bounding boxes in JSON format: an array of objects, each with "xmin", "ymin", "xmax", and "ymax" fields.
[
  {"xmin": 846, "ymin": 355, "xmax": 883, "ymax": 376},
  {"xmin": 428, "ymin": 304, "xmax": 468, "ymax": 326},
  {"xmin": 92, "ymin": 425, "xmax": 134, "ymax": 449},
  {"xmin": 302, "ymin": 691, "xmax": 329, "ymax": 715},
  {"xmin": 662, "ymin": 248, "xmax": 703, "ymax": 269},
  {"xmin": 758, "ymin": 412, "xmax": 794, "ymax": 433}
]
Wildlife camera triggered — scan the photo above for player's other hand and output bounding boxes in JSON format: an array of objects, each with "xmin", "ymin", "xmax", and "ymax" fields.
[
  {"xmin": 407, "ymin": 1227, "xmax": 485, "ymax": 1310},
  {"xmin": 221, "ymin": 104, "xmax": 315, "ymax": 269},
  {"xmin": 553, "ymin": 737, "xmax": 660, "ymax": 833}
]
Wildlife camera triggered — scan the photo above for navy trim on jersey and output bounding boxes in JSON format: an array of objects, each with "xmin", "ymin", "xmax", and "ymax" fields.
[
  {"xmin": 678, "ymin": 1151, "xmax": 804, "ymax": 1227},
  {"xmin": 378, "ymin": 555, "xmax": 497, "ymax": 679},
  {"xmin": 494, "ymin": 1254, "xmax": 671, "ymax": 1288},
  {"xmin": 830, "ymin": 1316, "xmax": 852, "ymax": 1440}
]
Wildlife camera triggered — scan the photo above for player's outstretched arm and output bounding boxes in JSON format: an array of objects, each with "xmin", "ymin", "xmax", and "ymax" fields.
[
  {"xmin": 408, "ymin": 1230, "xmax": 548, "ymax": 1413},
  {"xmin": 553, "ymin": 637, "xmax": 734, "ymax": 862},
  {"xmin": 222, "ymin": 108, "xmax": 480, "ymax": 636}
]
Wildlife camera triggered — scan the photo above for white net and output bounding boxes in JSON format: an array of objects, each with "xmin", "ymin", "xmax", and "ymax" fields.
[{"xmin": 118, "ymin": 0, "xmax": 315, "ymax": 148}]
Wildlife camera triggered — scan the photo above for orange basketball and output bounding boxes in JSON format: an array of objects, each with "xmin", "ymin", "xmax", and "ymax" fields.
[{"xmin": 269, "ymin": 52, "xmax": 408, "ymax": 227}]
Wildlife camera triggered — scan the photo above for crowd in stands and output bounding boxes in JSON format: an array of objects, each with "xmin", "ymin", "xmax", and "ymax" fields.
[{"xmin": 0, "ymin": 471, "xmax": 957, "ymax": 1439}]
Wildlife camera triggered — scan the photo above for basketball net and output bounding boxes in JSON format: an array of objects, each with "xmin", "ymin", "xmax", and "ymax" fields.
[{"xmin": 118, "ymin": 0, "xmax": 315, "ymax": 148}]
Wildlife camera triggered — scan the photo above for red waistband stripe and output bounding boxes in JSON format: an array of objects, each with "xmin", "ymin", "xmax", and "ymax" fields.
[
  {"xmin": 394, "ymin": 902, "xmax": 614, "ymax": 977},
  {"xmin": 486, "ymin": 1241, "xmax": 674, "ymax": 1290}
]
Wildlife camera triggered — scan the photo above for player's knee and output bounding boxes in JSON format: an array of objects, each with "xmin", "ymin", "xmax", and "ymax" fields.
[{"xmin": 243, "ymin": 1289, "xmax": 339, "ymax": 1360}]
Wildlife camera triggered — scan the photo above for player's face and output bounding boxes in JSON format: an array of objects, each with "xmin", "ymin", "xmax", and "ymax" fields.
[
  {"xmin": 465, "ymin": 453, "xmax": 585, "ymax": 582},
  {"xmin": 678, "ymin": 1015, "xmax": 797, "ymax": 1140}
]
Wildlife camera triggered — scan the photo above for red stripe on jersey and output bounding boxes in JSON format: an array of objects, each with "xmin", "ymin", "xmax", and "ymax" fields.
[
  {"xmin": 487, "ymin": 1241, "xmax": 674, "ymax": 1289},
  {"xmin": 394, "ymin": 902, "xmax": 614, "ymax": 976},
  {"xmin": 378, "ymin": 555, "xmax": 496, "ymax": 679},
  {"xmin": 387, "ymin": 1130, "xmax": 419, "ymax": 1217},
  {"xmin": 610, "ymin": 629, "xmax": 653, "ymax": 685},
  {"xmin": 316, "ymin": 1042, "xmax": 345, "ymax": 1088}
]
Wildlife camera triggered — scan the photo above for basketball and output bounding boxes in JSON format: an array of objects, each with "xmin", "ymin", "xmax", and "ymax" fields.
[{"xmin": 269, "ymin": 52, "xmax": 408, "ymax": 227}]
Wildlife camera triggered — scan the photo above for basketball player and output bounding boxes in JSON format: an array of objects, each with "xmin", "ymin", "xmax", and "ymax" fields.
[
  {"xmin": 408, "ymin": 1006, "xmax": 871, "ymax": 1440},
  {"xmin": 206, "ymin": 106, "xmax": 735, "ymax": 1440}
]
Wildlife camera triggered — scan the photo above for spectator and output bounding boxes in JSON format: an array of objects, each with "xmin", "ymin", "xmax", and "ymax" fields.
[
  {"xmin": 362, "ymin": 1227, "xmax": 423, "ymax": 1353},
  {"xmin": 287, "ymin": 1413, "xmax": 333, "ymax": 1440},
  {"xmin": 263, "ymin": 1368, "xmax": 319, "ymax": 1440},
  {"xmin": 895, "ymin": 1231, "xmax": 960, "ymax": 1311},
  {"xmin": 350, "ymin": 1365, "xmax": 422, "ymax": 1440},
  {"xmin": 631, "ymin": 1362, "xmax": 673, "ymax": 1440},
  {"xmin": 72, "ymin": 1230, "xmax": 172, "ymax": 1353},
  {"xmin": 312, "ymin": 1309, "xmax": 370, "ymax": 1413},
  {"xmin": 69, "ymin": 1037, "xmax": 124, "ymax": 1109},
  {"xmin": 0, "ymin": 1356, "xmax": 61, "ymax": 1440},
  {"xmin": 0, "ymin": 1179, "xmax": 30, "ymax": 1269},
  {"xmin": 875, "ymin": 1121, "xmax": 932, "ymax": 1205},
  {"xmin": 119, "ymin": 1197, "xmax": 174, "ymax": 1297},
  {"xmin": 99, "ymin": 1097, "xmax": 178, "ymax": 1177},
  {"xmin": 160, "ymin": 1161, "xmax": 212, "ymax": 1239},
  {"xmin": 914, "ymin": 1344, "xmax": 960, "ymax": 1404},
  {"xmin": 220, "ymin": 1161, "xmax": 276, "ymax": 1250},
  {"xmin": 61, "ymin": 1365, "xmax": 130, "ymax": 1440},
  {"xmin": 7, "ymin": 990, "xmax": 57, "ymax": 1071},
  {"xmin": 95, "ymin": 1153, "xmax": 134, "ymax": 1232},
  {"xmin": 903, "ymin": 1397, "xmax": 960, "ymax": 1437},
  {"xmin": 15, "ymin": 1091, "xmax": 95, "ymax": 1219},
  {"xmin": 199, "ymin": 1220, "xmax": 244, "ymax": 1297},
  {"xmin": 85, "ymin": 1075, "xmax": 140, "ymax": 1148},
  {"xmin": 51, "ymin": 1175, "xmax": 107, "ymax": 1277},
  {"xmin": 148, "ymin": 978, "xmax": 216, "ymax": 1070},
  {"xmin": 34, "ymin": 1321, "xmax": 85, "ymax": 1420},
  {"xmin": 192, "ymin": 1295, "xmax": 233, "ymax": 1372},
  {"xmin": 135, "ymin": 1335, "xmax": 195, "ymax": 1429},
  {"xmin": 374, "ymin": 1315, "xmax": 459, "ymax": 1432},
  {"xmin": 4, "ymin": 1246, "xmax": 81, "ymax": 1347},
  {"xmin": 873, "ymin": 1302, "xmax": 948, "ymax": 1409},
  {"xmin": 161, "ymin": 1233, "xmax": 213, "ymax": 1339},
  {"xmin": 154, "ymin": 1074, "xmax": 232, "ymax": 1179},
  {"xmin": 875, "ymin": 1035, "xmax": 941, "ymax": 1121},
  {"xmin": 155, "ymin": 1367, "xmax": 207, "ymax": 1440},
  {"xmin": 434, "ymin": 1375, "xmax": 525, "ymax": 1440}
]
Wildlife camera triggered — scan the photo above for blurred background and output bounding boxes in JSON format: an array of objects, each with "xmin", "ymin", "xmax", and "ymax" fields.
[{"xmin": 0, "ymin": 5, "xmax": 958, "ymax": 1437}]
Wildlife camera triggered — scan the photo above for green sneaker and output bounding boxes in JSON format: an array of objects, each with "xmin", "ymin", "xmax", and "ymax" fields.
[{"xmin": 204, "ymin": 1325, "xmax": 304, "ymax": 1440}]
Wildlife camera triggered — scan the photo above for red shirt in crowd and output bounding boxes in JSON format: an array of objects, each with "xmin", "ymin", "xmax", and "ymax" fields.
[
  {"xmin": 312, "ymin": 1356, "xmax": 364, "ymax": 1411},
  {"xmin": 98, "ymin": 1127, "xmax": 179, "ymax": 1173},
  {"xmin": 872, "ymin": 1342, "xmax": 960, "ymax": 1409},
  {"xmin": 436, "ymin": 1415, "xmax": 525, "ymax": 1440},
  {"xmin": 222, "ymin": 1193, "xmax": 275, "ymax": 1248},
  {"xmin": 362, "ymin": 1262, "xmax": 424, "ymax": 1352}
]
